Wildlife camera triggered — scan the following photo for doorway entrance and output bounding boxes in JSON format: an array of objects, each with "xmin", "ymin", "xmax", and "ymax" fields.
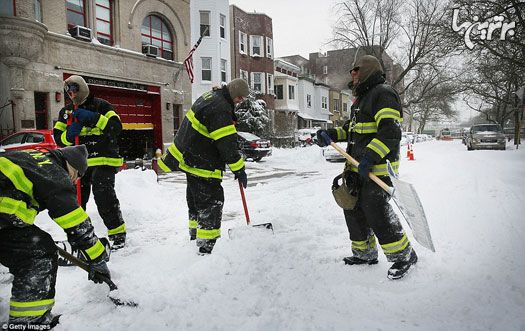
[{"xmin": 34, "ymin": 92, "xmax": 48, "ymax": 129}]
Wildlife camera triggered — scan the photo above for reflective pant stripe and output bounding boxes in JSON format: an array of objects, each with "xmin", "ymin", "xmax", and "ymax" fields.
[
  {"xmin": 197, "ymin": 228, "xmax": 221, "ymax": 239},
  {"xmin": 10, "ymin": 299, "xmax": 55, "ymax": 317},
  {"xmin": 108, "ymin": 223, "xmax": 126, "ymax": 235},
  {"xmin": 53, "ymin": 207, "xmax": 88, "ymax": 229},
  {"xmin": 85, "ymin": 240, "xmax": 105, "ymax": 260},
  {"xmin": 189, "ymin": 219, "xmax": 198, "ymax": 229},
  {"xmin": 352, "ymin": 235, "xmax": 377, "ymax": 250},
  {"xmin": 381, "ymin": 233, "xmax": 409, "ymax": 254}
]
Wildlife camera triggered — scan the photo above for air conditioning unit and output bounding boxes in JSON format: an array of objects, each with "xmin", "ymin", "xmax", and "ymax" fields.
[
  {"xmin": 68, "ymin": 25, "xmax": 92, "ymax": 42},
  {"xmin": 142, "ymin": 45, "xmax": 159, "ymax": 57}
]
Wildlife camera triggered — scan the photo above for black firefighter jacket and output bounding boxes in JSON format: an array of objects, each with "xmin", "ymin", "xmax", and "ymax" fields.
[
  {"xmin": 327, "ymin": 73, "xmax": 403, "ymax": 176},
  {"xmin": 0, "ymin": 149, "xmax": 106, "ymax": 262},
  {"xmin": 158, "ymin": 87, "xmax": 245, "ymax": 179},
  {"xmin": 53, "ymin": 94, "xmax": 123, "ymax": 168}
]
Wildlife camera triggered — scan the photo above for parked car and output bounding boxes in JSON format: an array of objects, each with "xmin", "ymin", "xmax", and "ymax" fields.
[
  {"xmin": 466, "ymin": 124, "xmax": 506, "ymax": 150},
  {"xmin": 237, "ymin": 131, "xmax": 272, "ymax": 162},
  {"xmin": 0, "ymin": 129, "xmax": 57, "ymax": 152},
  {"xmin": 296, "ymin": 128, "xmax": 319, "ymax": 147},
  {"xmin": 322, "ymin": 142, "xmax": 347, "ymax": 162}
]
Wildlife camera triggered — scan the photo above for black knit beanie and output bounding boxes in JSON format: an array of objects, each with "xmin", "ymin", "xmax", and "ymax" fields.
[{"xmin": 59, "ymin": 145, "xmax": 88, "ymax": 176}]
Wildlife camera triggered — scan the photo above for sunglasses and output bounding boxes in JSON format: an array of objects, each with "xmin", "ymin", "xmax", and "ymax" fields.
[
  {"xmin": 65, "ymin": 83, "xmax": 80, "ymax": 93},
  {"xmin": 351, "ymin": 67, "xmax": 360, "ymax": 72}
]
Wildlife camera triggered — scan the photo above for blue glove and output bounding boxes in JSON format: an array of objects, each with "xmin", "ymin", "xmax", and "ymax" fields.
[
  {"xmin": 357, "ymin": 157, "xmax": 372, "ymax": 180},
  {"xmin": 316, "ymin": 130, "xmax": 332, "ymax": 147},
  {"xmin": 234, "ymin": 168, "xmax": 248, "ymax": 188},
  {"xmin": 66, "ymin": 122, "xmax": 83, "ymax": 142},
  {"xmin": 74, "ymin": 108, "xmax": 98, "ymax": 126}
]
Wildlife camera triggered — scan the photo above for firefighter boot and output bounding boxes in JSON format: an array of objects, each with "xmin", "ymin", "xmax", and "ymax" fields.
[
  {"xmin": 343, "ymin": 256, "xmax": 379, "ymax": 265},
  {"xmin": 387, "ymin": 250, "xmax": 418, "ymax": 280},
  {"xmin": 109, "ymin": 233, "xmax": 126, "ymax": 251},
  {"xmin": 197, "ymin": 239, "xmax": 216, "ymax": 255}
]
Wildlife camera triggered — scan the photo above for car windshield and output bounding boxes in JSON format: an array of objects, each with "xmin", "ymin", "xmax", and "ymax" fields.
[
  {"xmin": 472, "ymin": 125, "xmax": 501, "ymax": 133},
  {"xmin": 238, "ymin": 132, "xmax": 260, "ymax": 140}
]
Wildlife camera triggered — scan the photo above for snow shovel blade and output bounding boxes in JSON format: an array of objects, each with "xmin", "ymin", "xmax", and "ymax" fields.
[
  {"xmin": 387, "ymin": 162, "xmax": 436, "ymax": 252},
  {"xmin": 56, "ymin": 245, "xmax": 138, "ymax": 307},
  {"xmin": 227, "ymin": 223, "xmax": 274, "ymax": 239}
]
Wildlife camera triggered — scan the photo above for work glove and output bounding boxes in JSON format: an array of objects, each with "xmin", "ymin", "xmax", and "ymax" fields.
[
  {"xmin": 88, "ymin": 259, "xmax": 111, "ymax": 284},
  {"xmin": 316, "ymin": 130, "xmax": 332, "ymax": 147},
  {"xmin": 234, "ymin": 168, "xmax": 248, "ymax": 188},
  {"xmin": 74, "ymin": 108, "xmax": 98, "ymax": 126},
  {"xmin": 66, "ymin": 122, "xmax": 83, "ymax": 142},
  {"xmin": 357, "ymin": 156, "xmax": 372, "ymax": 180}
]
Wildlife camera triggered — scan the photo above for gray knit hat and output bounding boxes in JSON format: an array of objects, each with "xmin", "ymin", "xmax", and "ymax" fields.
[
  {"xmin": 353, "ymin": 55, "xmax": 383, "ymax": 84},
  {"xmin": 59, "ymin": 145, "xmax": 88, "ymax": 176},
  {"xmin": 227, "ymin": 78, "xmax": 250, "ymax": 99}
]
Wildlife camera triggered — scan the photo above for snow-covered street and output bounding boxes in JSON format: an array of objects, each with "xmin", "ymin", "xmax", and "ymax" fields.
[{"xmin": 1, "ymin": 139, "xmax": 524, "ymax": 330}]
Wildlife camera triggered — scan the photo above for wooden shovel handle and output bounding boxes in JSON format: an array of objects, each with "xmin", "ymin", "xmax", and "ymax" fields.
[{"xmin": 329, "ymin": 142, "xmax": 393, "ymax": 195}]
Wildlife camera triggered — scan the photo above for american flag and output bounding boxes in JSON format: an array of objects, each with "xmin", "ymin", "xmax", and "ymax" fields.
[{"xmin": 184, "ymin": 28, "xmax": 208, "ymax": 84}]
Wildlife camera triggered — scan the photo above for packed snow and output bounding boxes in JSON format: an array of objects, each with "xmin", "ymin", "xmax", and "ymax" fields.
[{"xmin": 1, "ymin": 139, "xmax": 524, "ymax": 330}]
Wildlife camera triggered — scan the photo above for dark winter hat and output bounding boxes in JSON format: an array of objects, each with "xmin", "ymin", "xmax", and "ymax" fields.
[
  {"xmin": 227, "ymin": 78, "xmax": 250, "ymax": 99},
  {"xmin": 64, "ymin": 75, "xmax": 89, "ymax": 105},
  {"xmin": 353, "ymin": 55, "xmax": 383, "ymax": 84},
  {"xmin": 59, "ymin": 145, "xmax": 88, "ymax": 176}
]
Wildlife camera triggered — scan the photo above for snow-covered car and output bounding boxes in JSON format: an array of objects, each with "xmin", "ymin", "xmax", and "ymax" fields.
[
  {"xmin": 296, "ymin": 128, "xmax": 319, "ymax": 147},
  {"xmin": 466, "ymin": 124, "xmax": 506, "ymax": 151},
  {"xmin": 237, "ymin": 131, "xmax": 272, "ymax": 162},
  {"xmin": 0, "ymin": 129, "xmax": 57, "ymax": 152},
  {"xmin": 322, "ymin": 142, "xmax": 347, "ymax": 162}
]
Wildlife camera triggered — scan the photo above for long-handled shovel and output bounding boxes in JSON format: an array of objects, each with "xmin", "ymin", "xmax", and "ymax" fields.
[
  {"xmin": 228, "ymin": 180, "xmax": 273, "ymax": 237},
  {"xmin": 329, "ymin": 141, "xmax": 435, "ymax": 252},
  {"xmin": 56, "ymin": 245, "xmax": 138, "ymax": 307}
]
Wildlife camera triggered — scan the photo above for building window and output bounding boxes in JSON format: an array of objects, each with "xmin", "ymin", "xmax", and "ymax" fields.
[
  {"xmin": 141, "ymin": 15, "xmax": 174, "ymax": 60},
  {"xmin": 266, "ymin": 37, "xmax": 273, "ymax": 58},
  {"xmin": 250, "ymin": 35, "xmax": 263, "ymax": 57},
  {"xmin": 66, "ymin": 0, "xmax": 86, "ymax": 28},
  {"xmin": 343, "ymin": 102, "xmax": 348, "ymax": 112},
  {"xmin": 221, "ymin": 59, "xmax": 227, "ymax": 83},
  {"xmin": 307, "ymin": 94, "xmax": 311, "ymax": 107},
  {"xmin": 288, "ymin": 85, "xmax": 295, "ymax": 100},
  {"xmin": 0, "ymin": 1, "xmax": 15, "ymax": 16},
  {"xmin": 323, "ymin": 66, "xmax": 328, "ymax": 74},
  {"xmin": 275, "ymin": 85, "xmax": 283, "ymax": 100},
  {"xmin": 219, "ymin": 14, "xmax": 226, "ymax": 39},
  {"xmin": 201, "ymin": 57, "xmax": 212, "ymax": 81},
  {"xmin": 240, "ymin": 69, "xmax": 249, "ymax": 83},
  {"xmin": 200, "ymin": 11, "xmax": 210, "ymax": 36},
  {"xmin": 34, "ymin": 0, "xmax": 42, "ymax": 22},
  {"xmin": 95, "ymin": 0, "xmax": 112, "ymax": 46},
  {"xmin": 267, "ymin": 74, "xmax": 274, "ymax": 94},
  {"xmin": 333, "ymin": 99, "xmax": 340, "ymax": 112},
  {"xmin": 322, "ymin": 96, "xmax": 328, "ymax": 109},
  {"xmin": 251, "ymin": 72, "xmax": 265, "ymax": 92},
  {"xmin": 239, "ymin": 31, "xmax": 247, "ymax": 54}
]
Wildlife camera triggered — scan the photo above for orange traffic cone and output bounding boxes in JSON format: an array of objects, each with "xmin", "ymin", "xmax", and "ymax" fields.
[
  {"xmin": 408, "ymin": 147, "xmax": 415, "ymax": 161},
  {"xmin": 406, "ymin": 144, "xmax": 411, "ymax": 158}
]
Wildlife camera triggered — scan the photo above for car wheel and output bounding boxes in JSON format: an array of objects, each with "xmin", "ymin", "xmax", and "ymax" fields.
[
  {"xmin": 253, "ymin": 157, "xmax": 262, "ymax": 162},
  {"xmin": 467, "ymin": 144, "xmax": 473, "ymax": 151}
]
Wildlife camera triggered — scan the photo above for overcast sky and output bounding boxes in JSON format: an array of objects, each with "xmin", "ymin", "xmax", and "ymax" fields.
[{"xmin": 229, "ymin": 0, "xmax": 338, "ymax": 58}]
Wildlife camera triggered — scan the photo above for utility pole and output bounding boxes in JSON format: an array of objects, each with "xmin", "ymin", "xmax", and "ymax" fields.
[{"xmin": 514, "ymin": 87, "xmax": 524, "ymax": 149}]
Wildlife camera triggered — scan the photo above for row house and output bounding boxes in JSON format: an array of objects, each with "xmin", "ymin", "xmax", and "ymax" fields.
[
  {"xmin": 273, "ymin": 58, "xmax": 299, "ymax": 146},
  {"xmin": 329, "ymin": 88, "xmax": 352, "ymax": 127},
  {"xmin": 0, "ymin": 0, "xmax": 191, "ymax": 159}
]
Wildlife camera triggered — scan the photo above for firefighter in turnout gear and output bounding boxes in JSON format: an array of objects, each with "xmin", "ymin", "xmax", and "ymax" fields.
[
  {"xmin": 316, "ymin": 55, "xmax": 417, "ymax": 280},
  {"xmin": 158, "ymin": 79, "xmax": 250, "ymax": 254},
  {"xmin": 53, "ymin": 75, "xmax": 126, "ymax": 250},
  {"xmin": 0, "ymin": 146, "xmax": 111, "ymax": 328}
]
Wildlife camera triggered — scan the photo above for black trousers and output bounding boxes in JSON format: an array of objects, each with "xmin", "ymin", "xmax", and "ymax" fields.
[
  {"xmin": 80, "ymin": 165, "xmax": 125, "ymax": 233},
  {"xmin": 186, "ymin": 174, "xmax": 224, "ymax": 245},
  {"xmin": 343, "ymin": 175, "xmax": 412, "ymax": 262},
  {"xmin": 0, "ymin": 224, "xmax": 57, "ymax": 318}
]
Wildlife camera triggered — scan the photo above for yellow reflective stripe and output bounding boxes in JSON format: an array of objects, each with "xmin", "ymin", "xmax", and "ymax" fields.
[
  {"xmin": 157, "ymin": 158, "xmax": 172, "ymax": 172},
  {"xmin": 60, "ymin": 131, "xmax": 73, "ymax": 146},
  {"xmin": 53, "ymin": 207, "xmax": 88, "ymax": 229},
  {"xmin": 354, "ymin": 122, "xmax": 377, "ymax": 134},
  {"xmin": 0, "ymin": 157, "xmax": 34, "ymax": 199},
  {"xmin": 228, "ymin": 158, "xmax": 245, "ymax": 172},
  {"xmin": 87, "ymin": 157, "xmax": 124, "ymax": 167},
  {"xmin": 197, "ymin": 228, "xmax": 221, "ymax": 239},
  {"xmin": 166, "ymin": 144, "xmax": 223, "ymax": 179},
  {"xmin": 351, "ymin": 235, "xmax": 376, "ymax": 250},
  {"xmin": 374, "ymin": 108, "xmax": 402, "ymax": 124},
  {"xmin": 381, "ymin": 233, "xmax": 409, "ymax": 254},
  {"xmin": 210, "ymin": 124, "xmax": 237, "ymax": 140},
  {"xmin": 85, "ymin": 240, "xmax": 105, "ymax": 260},
  {"xmin": 335, "ymin": 127, "xmax": 347, "ymax": 140},
  {"xmin": 347, "ymin": 161, "xmax": 399, "ymax": 176},
  {"xmin": 105, "ymin": 110, "xmax": 120, "ymax": 120},
  {"xmin": 186, "ymin": 109, "xmax": 211, "ymax": 138},
  {"xmin": 108, "ymin": 223, "xmax": 126, "ymax": 235},
  {"xmin": 367, "ymin": 138, "xmax": 390, "ymax": 159},
  {"xmin": 54, "ymin": 121, "xmax": 67, "ymax": 131},
  {"xmin": 96, "ymin": 114, "xmax": 109, "ymax": 130},
  {"xmin": 81, "ymin": 127, "xmax": 102, "ymax": 136},
  {"xmin": 10, "ymin": 299, "xmax": 54, "ymax": 317},
  {"xmin": 0, "ymin": 197, "xmax": 38, "ymax": 224},
  {"xmin": 189, "ymin": 219, "xmax": 198, "ymax": 229}
]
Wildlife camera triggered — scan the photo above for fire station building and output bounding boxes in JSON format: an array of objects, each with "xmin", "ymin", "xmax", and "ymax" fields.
[{"xmin": 0, "ymin": 0, "xmax": 192, "ymax": 159}]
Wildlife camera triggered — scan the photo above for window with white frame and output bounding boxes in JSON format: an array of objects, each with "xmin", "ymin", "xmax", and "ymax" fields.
[
  {"xmin": 343, "ymin": 102, "xmax": 348, "ymax": 112},
  {"xmin": 251, "ymin": 72, "xmax": 265, "ymax": 93},
  {"xmin": 239, "ymin": 31, "xmax": 247, "ymax": 54},
  {"xmin": 200, "ymin": 11, "xmax": 210, "ymax": 36},
  {"xmin": 322, "ymin": 96, "xmax": 328, "ymax": 109},
  {"xmin": 323, "ymin": 66, "xmax": 328, "ymax": 74},
  {"xmin": 288, "ymin": 85, "xmax": 295, "ymax": 100},
  {"xmin": 250, "ymin": 35, "xmax": 263, "ymax": 57},
  {"xmin": 96, "ymin": 0, "xmax": 113, "ymax": 46},
  {"xmin": 266, "ymin": 37, "xmax": 273, "ymax": 58},
  {"xmin": 267, "ymin": 74, "xmax": 274, "ymax": 94},
  {"xmin": 221, "ymin": 59, "xmax": 227, "ymax": 83},
  {"xmin": 201, "ymin": 57, "xmax": 212, "ymax": 81},
  {"xmin": 307, "ymin": 94, "xmax": 311, "ymax": 107},
  {"xmin": 275, "ymin": 85, "xmax": 283, "ymax": 99},
  {"xmin": 219, "ymin": 14, "xmax": 226, "ymax": 39},
  {"xmin": 334, "ymin": 98, "xmax": 340, "ymax": 112},
  {"xmin": 240, "ymin": 69, "xmax": 249, "ymax": 83}
]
